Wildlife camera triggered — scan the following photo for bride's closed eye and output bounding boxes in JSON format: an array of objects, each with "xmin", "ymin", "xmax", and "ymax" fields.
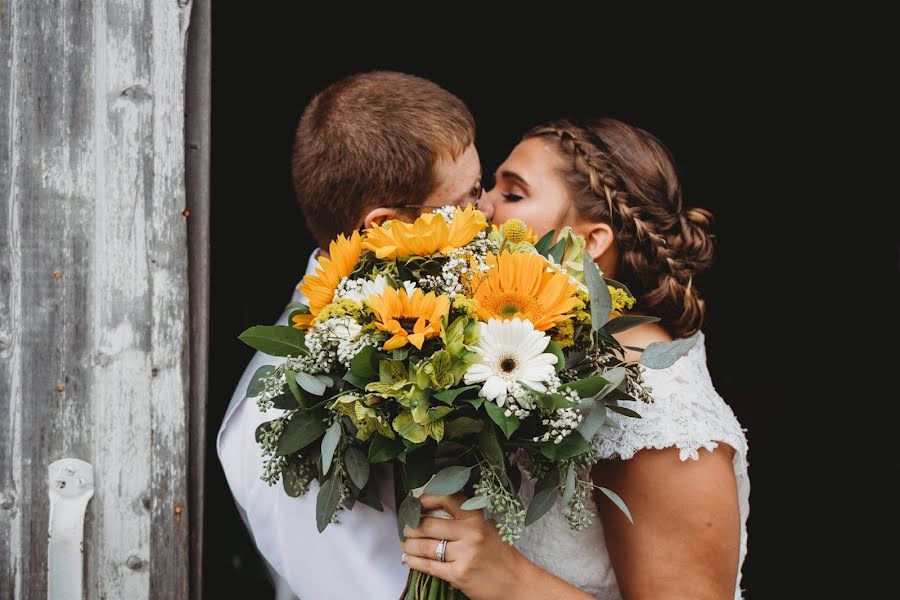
[{"xmin": 502, "ymin": 193, "xmax": 523, "ymax": 202}]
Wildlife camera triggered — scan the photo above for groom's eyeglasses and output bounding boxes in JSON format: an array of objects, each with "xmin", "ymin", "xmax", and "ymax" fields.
[{"xmin": 396, "ymin": 182, "xmax": 483, "ymax": 212}]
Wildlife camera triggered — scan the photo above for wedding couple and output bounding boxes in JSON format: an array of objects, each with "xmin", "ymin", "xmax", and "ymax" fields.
[{"xmin": 218, "ymin": 71, "xmax": 749, "ymax": 599}]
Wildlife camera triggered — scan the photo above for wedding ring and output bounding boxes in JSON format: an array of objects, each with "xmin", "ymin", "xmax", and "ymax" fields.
[{"xmin": 435, "ymin": 539, "xmax": 448, "ymax": 562}]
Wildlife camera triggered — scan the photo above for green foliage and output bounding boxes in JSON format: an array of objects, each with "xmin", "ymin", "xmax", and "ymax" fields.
[
  {"xmin": 276, "ymin": 411, "xmax": 327, "ymax": 456},
  {"xmin": 238, "ymin": 325, "xmax": 307, "ymax": 357}
]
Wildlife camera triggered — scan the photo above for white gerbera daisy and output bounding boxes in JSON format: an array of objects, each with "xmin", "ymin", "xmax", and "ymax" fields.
[
  {"xmin": 338, "ymin": 275, "xmax": 417, "ymax": 303},
  {"xmin": 463, "ymin": 318, "xmax": 558, "ymax": 407}
]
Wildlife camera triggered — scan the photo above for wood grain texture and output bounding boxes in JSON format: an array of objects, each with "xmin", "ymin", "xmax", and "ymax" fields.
[{"xmin": 0, "ymin": 1, "xmax": 194, "ymax": 598}]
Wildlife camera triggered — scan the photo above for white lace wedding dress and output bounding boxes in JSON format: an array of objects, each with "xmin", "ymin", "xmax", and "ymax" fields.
[{"xmin": 515, "ymin": 331, "xmax": 750, "ymax": 599}]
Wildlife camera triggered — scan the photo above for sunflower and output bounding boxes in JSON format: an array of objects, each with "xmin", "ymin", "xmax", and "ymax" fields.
[
  {"xmin": 362, "ymin": 204, "xmax": 487, "ymax": 259},
  {"xmin": 367, "ymin": 287, "xmax": 450, "ymax": 350},
  {"xmin": 296, "ymin": 231, "xmax": 364, "ymax": 327},
  {"xmin": 472, "ymin": 250, "xmax": 580, "ymax": 331}
]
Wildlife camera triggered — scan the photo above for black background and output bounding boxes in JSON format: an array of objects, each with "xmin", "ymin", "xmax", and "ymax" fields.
[{"xmin": 206, "ymin": 12, "xmax": 894, "ymax": 599}]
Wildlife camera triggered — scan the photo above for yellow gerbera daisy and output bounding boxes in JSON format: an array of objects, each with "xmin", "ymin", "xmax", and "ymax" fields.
[
  {"xmin": 472, "ymin": 250, "xmax": 580, "ymax": 331},
  {"xmin": 296, "ymin": 231, "xmax": 364, "ymax": 327},
  {"xmin": 363, "ymin": 204, "xmax": 487, "ymax": 259},
  {"xmin": 367, "ymin": 287, "xmax": 450, "ymax": 350}
]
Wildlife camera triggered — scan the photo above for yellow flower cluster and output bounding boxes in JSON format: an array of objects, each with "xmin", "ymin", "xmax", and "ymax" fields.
[{"xmin": 609, "ymin": 286, "xmax": 636, "ymax": 312}]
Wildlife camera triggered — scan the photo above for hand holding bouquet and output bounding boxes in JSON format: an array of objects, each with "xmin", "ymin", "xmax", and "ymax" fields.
[{"xmin": 239, "ymin": 206, "xmax": 698, "ymax": 599}]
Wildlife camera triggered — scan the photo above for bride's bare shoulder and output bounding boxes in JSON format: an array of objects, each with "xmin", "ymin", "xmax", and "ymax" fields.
[{"xmin": 612, "ymin": 320, "xmax": 672, "ymax": 363}]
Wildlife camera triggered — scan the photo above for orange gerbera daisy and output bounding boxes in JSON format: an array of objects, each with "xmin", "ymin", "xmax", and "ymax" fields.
[
  {"xmin": 367, "ymin": 287, "xmax": 450, "ymax": 350},
  {"xmin": 363, "ymin": 204, "xmax": 487, "ymax": 259},
  {"xmin": 472, "ymin": 250, "xmax": 580, "ymax": 331},
  {"xmin": 295, "ymin": 230, "xmax": 364, "ymax": 328}
]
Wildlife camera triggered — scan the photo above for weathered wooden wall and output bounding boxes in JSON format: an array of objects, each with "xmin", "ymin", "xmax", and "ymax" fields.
[{"xmin": 1, "ymin": 1, "xmax": 195, "ymax": 598}]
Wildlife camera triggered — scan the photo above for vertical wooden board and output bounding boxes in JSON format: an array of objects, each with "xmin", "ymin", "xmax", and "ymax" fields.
[
  {"xmin": 0, "ymin": 2, "xmax": 20, "ymax": 596},
  {"xmin": 147, "ymin": 2, "xmax": 193, "ymax": 599},
  {"xmin": 0, "ymin": 1, "xmax": 193, "ymax": 598}
]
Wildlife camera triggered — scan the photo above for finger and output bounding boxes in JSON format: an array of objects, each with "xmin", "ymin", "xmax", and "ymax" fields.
[
  {"xmin": 404, "ymin": 516, "xmax": 464, "ymax": 541},
  {"xmin": 401, "ymin": 552, "xmax": 455, "ymax": 584},
  {"xmin": 418, "ymin": 492, "xmax": 470, "ymax": 518},
  {"xmin": 400, "ymin": 538, "xmax": 455, "ymax": 562}
]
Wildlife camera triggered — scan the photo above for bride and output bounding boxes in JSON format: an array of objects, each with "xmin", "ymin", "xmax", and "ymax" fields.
[{"xmin": 400, "ymin": 118, "xmax": 750, "ymax": 599}]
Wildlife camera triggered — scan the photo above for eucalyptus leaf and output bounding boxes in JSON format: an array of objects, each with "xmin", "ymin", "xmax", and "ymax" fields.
[
  {"xmin": 484, "ymin": 400, "xmax": 521, "ymax": 439},
  {"xmin": 562, "ymin": 463, "xmax": 576, "ymax": 505},
  {"xmin": 424, "ymin": 465, "xmax": 473, "ymax": 496},
  {"xmin": 276, "ymin": 411, "xmax": 327, "ymax": 456},
  {"xmin": 342, "ymin": 371, "xmax": 370, "ymax": 389},
  {"xmin": 562, "ymin": 376, "xmax": 611, "ymax": 400},
  {"xmin": 398, "ymin": 495, "xmax": 422, "ymax": 540},
  {"xmin": 285, "ymin": 369, "xmax": 309, "ymax": 408},
  {"xmin": 315, "ymin": 472, "xmax": 343, "ymax": 532},
  {"xmin": 603, "ymin": 315, "xmax": 661, "ymax": 334},
  {"xmin": 548, "ymin": 238, "xmax": 566, "ymax": 264},
  {"xmin": 545, "ymin": 340, "xmax": 566, "ymax": 373},
  {"xmin": 534, "ymin": 229, "xmax": 556, "ymax": 255},
  {"xmin": 525, "ymin": 470, "xmax": 559, "ymax": 526},
  {"xmin": 460, "ymin": 496, "xmax": 490, "ymax": 510},
  {"xmin": 577, "ymin": 400, "xmax": 607, "ymax": 440},
  {"xmin": 583, "ymin": 250, "xmax": 611, "ymax": 329},
  {"xmin": 357, "ymin": 482, "xmax": 384, "ymax": 512},
  {"xmin": 639, "ymin": 332, "xmax": 700, "ymax": 369},
  {"xmin": 478, "ymin": 425, "xmax": 505, "ymax": 467},
  {"xmin": 444, "ymin": 416, "xmax": 484, "ymax": 439},
  {"xmin": 597, "ymin": 486, "xmax": 634, "ymax": 524},
  {"xmin": 321, "ymin": 421, "xmax": 342, "ymax": 475},
  {"xmin": 368, "ymin": 434, "xmax": 403, "ymax": 463},
  {"xmin": 344, "ymin": 446, "xmax": 370, "ymax": 489},
  {"xmin": 245, "ymin": 365, "xmax": 276, "ymax": 398},
  {"xmin": 282, "ymin": 463, "xmax": 305, "ymax": 497},
  {"xmin": 539, "ymin": 431, "xmax": 591, "ymax": 460},
  {"xmin": 270, "ymin": 392, "xmax": 300, "ymax": 410},
  {"xmin": 606, "ymin": 404, "xmax": 642, "ymax": 419},
  {"xmin": 238, "ymin": 325, "xmax": 307, "ymax": 357},
  {"xmin": 298, "ymin": 371, "xmax": 327, "ymax": 396},
  {"xmin": 284, "ymin": 301, "xmax": 309, "ymax": 312}
]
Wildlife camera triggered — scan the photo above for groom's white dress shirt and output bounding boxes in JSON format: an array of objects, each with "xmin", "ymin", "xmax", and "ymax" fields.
[{"xmin": 217, "ymin": 250, "xmax": 407, "ymax": 599}]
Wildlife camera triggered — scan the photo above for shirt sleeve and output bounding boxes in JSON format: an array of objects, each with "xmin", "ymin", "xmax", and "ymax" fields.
[{"xmin": 216, "ymin": 308, "xmax": 408, "ymax": 599}]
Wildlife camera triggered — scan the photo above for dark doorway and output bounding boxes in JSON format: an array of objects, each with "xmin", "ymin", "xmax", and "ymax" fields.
[{"xmin": 207, "ymin": 11, "xmax": 834, "ymax": 599}]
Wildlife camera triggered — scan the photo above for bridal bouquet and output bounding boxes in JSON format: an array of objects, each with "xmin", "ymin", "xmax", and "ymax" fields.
[{"xmin": 239, "ymin": 205, "xmax": 697, "ymax": 599}]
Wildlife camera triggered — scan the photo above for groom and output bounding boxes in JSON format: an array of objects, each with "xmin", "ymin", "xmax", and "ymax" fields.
[{"xmin": 217, "ymin": 71, "xmax": 483, "ymax": 599}]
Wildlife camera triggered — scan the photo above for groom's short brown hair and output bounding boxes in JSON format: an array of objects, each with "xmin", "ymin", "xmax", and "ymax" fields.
[{"xmin": 291, "ymin": 71, "xmax": 476, "ymax": 247}]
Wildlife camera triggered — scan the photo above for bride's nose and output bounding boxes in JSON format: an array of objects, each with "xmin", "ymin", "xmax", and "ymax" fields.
[{"xmin": 478, "ymin": 188, "xmax": 496, "ymax": 221}]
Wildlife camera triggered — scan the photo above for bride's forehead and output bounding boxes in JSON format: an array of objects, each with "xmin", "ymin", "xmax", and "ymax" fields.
[{"xmin": 499, "ymin": 138, "xmax": 564, "ymax": 181}]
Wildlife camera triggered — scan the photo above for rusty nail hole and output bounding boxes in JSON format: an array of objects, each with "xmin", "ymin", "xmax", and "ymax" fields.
[
  {"xmin": 174, "ymin": 504, "xmax": 183, "ymax": 515},
  {"xmin": 151, "ymin": 367, "xmax": 159, "ymax": 377},
  {"xmin": 182, "ymin": 209, "xmax": 191, "ymax": 217},
  {"xmin": 56, "ymin": 385, "xmax": 65, "ymax": 393},
  {"xmin": 126, "ymin": 555, "xmax": 144, "ymax": 570},
  {"xmin": 53, "ymin": 271, "xmax": 62, "ymax": 280}
]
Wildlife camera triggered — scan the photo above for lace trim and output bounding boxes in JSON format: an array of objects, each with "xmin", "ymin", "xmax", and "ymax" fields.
[{"xmin": 593, "ymin": 332, "xmax": 749, "ymax": 476}]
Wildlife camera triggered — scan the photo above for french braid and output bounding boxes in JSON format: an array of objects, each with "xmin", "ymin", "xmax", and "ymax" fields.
[{"xmin": 526, "ymin": 118, "xmax": 714, "ymax": 338}]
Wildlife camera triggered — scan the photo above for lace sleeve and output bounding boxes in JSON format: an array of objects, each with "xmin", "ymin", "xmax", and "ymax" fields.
[{"xmin": 593, "ymin": 332, "xmax": 748, "ymax": 475}]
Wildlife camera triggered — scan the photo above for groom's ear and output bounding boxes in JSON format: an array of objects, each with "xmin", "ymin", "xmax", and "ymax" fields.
[
  {"xmin": 362, "ymin": 206, "xmax": 403, "ymax": 230},
  {"xmin": 582, "ymin": 222, "xmax": 616, "ymax": 261}
]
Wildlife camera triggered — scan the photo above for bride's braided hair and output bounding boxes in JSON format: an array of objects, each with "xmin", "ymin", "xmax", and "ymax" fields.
[{"xmin": 525, "ymin": 118, "xmax": 714, "ymax": 338}]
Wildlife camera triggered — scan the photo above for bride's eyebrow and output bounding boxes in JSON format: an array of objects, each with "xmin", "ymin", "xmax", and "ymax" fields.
[{"xmin": 495, "ymin": 169, "xmax": 530, "ymax": 190}]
